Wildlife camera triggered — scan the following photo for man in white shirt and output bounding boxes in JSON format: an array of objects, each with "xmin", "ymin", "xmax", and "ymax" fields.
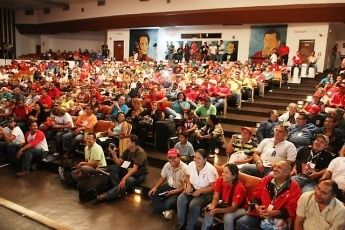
[
  {"xmin": 217, "ymin": 40, "xmax": 225, "ymax": 62},
  {"xmin": 240, "ymin": 124, "xmax": 297, "ymax": 177},
  {"xmin": 45, "ymin": 107, "xmax": 74, "ymax": 154},
  {"xmin": 320, "ymin": 148, "xmax": 345, "ymax": 202},
  {"xmin": 0, "ymin": 118, "xmax": 25, "ymax": 163}
]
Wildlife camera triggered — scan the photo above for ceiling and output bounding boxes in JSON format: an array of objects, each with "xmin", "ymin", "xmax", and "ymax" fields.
[{"xmin": 0, "ymin": 0, "xmax": 95, "ymax": 10}]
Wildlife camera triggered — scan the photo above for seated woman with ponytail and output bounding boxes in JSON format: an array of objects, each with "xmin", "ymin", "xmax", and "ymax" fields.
[{"xmin": 201, "ymin": 163, "xmax": 247, "ymax": 230}]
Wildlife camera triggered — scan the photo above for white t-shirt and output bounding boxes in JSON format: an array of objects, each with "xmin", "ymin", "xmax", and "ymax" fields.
[
  {"xmin": 54, "ymin": 112, "xmax": 74, "ymax": 128},
  {"xmin": 257, "ymin": 138, "xmax": 297, "ymax": 165},
  {"xmin": 327, "ymin": 157, "xmax": 345, "ymax": 191},
  {"xmin": 218, "ymin": 44, "xmax": 225, "ymax": 55},
  {"xmin": 187, "ymin": 161, "xmax": 218, "ymax": 190},
  {"xmin": 3, "ymin": 126, "xmax": 25, "ymax": 145},
  {"xmin": 209, "ymin": 45, "xmax": 217, "ymax": 55}
]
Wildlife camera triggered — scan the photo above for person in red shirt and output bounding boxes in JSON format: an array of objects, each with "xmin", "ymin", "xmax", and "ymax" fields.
[
  {"xmin": 47, "ymin": 83, "xmax": 61, "ymax": 100},
  {"xmin": 144, "ymin": 86, "xmax": 168, "ymax": 112},
  {"xmin": 330, "ymin": 82, "xmax": 345, "ymax": 108},
  {"xmin": 212, "ymin": 79, "xmax": 231, "ymax": 110},
  {"xmin": 15, "ymin": 121, "xmax": 49, "ymax": 177},
  {"xmin": 202, "ymin": 163, "xmax": 246, "ymax": 230},
  {"xmin": 278, "ymin": 43, "xmax": 290, "ymax": 65},
  {"xmin": 236, "ymin": 161, "xmax": 301, "ymax": 230},
  {"xmin": 184, "ymin": 86, "xmax": 200, "ymax": 108},
  {"xmin": 291, "ymin": 51, "xmax": 303, "ymax": 77},
  {"xmin": 39, "ymin": 89, "xmax": 53, "ymax": 110}
]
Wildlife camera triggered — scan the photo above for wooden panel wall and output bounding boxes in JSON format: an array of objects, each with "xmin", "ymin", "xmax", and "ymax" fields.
[{"xmin": 16, "ymin": 4, "xmax": 345, "ymax": 34}]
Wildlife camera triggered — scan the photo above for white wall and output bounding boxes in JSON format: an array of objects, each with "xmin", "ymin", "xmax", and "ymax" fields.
[
  {"xmin": 40, "ymin": 31, "xmax": 106, "ymax": 53},
  {"xmin": 16, "ymin": 0, "xmax": 344, "ymax": 24},
  {"xmin": 107, "ymin": 29, "xmax": 130, "ymax": 59},
  {"xmin": 157, "ymin": 25, "xmax": 251, "ymax": 62},
  {"xmin": 106, "ymin": 23, "xmax": 331, "ymax": 70},
  {"xmin": 286, "ymin": 23, "xmax": 329, "ymax": 71},
  {"xmin": 15, "ymin": 28, "xmax": 40, "ymax": 57}
]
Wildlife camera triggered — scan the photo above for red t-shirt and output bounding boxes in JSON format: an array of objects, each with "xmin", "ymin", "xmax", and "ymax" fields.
[
  {"xmin": 145, "ymin": 91, "xmax": 167, "ymax": 111},
  {"xmin": 214, "ymin": 177, "xmax": 246, "ymax": 207}
]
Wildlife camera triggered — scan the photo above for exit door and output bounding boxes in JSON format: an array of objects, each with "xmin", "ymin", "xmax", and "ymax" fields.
[
  {"xmin": 113, "ymin": 41, "xmax": 124, "ymax": 61},
  {"xmin": 298, "ymin": 40, "xmax": 315, "ymax": 63}
]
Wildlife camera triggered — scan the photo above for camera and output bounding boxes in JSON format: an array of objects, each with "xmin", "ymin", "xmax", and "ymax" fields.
[{"xmin": 109, "ymin": 143, "xmax": 116, "ymax": 150}]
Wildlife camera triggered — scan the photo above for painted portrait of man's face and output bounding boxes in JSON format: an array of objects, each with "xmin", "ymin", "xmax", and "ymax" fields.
[
  {"xmin": 227, "ymin": 42, "xmax": 235, "ymax": 54},
  {"xmin": 139, "ymin": 36, "xmax": 149, "ymax": 55},
  {"xmin": 263, "ymin": 32, "xmax": 279, "ymax": 54}
]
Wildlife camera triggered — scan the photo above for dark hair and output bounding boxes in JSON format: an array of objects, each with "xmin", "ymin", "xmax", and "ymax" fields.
[
  {"xmin": 224, "ymin": 163, "xmax": 239, "ymax": 184},
  {"xmin": 196, "ymin": 148, "xmax": 208, "ymax": 159},
  {"xmin": 319, "ymin": 180, "xmax": 339, "ymax": 195},
  {"xmin": 85, "ymin": 104, "xmax": 95, "ymax": 111},
  {"xmin": 176, "ymin": 92, "xmax": 186, "ymax": 101},
  {"xmin": 264, "ymin": 29, "xmax": 280, "ymax": 41},
  {"xmin": 297, "ymin": 113, "xmax": 308, "ymax": 120},
  {"xmin": 178, "ymin": 132, "xmax": 188, "ymax": 138},
  {"xmin": 137, "ymin": 32, "xmax": 150, "ymax": 44},
  {"xmin": 325, "ymin": 115, "xmax": 337, "ymax": 123},
  {"xmin": 208, "ymin": 114, "xmax": 220, "ymax": 125},
  {"xmin": 129, "ymin": 134, "xmax": 139, "ymax": 146},
  {"xmin": 116, "ymin": 112, "xmax": 126, "ymax": 121},
  {"xmin": 86, "ymin": 132, "xmax": 96, "ymax": 139},
  {"xmin": 275, "ymin": 124, "xmax": 288, "ymax": 133}
]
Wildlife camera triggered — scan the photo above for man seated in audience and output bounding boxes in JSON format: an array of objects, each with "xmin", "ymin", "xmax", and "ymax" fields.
[
  {"xmin": 108, "ymin": 95, "xmax": 129, "ymax": 120},
  {"xmin": 62, "ymin": 104, "xmax": 97, "ymax": 157},
  {"xmin": 278, "ymin": 103, "xmax": 298, "ymax": 126},
  {"xmin": 15, "ymin": 121, "xmax": 49, "ymax": 177},
  {"xmin": 194, "ymin": 97, "xmax": 217, "ymax": 120},
  {"xmin": 256, "ymin": 110, "xmax": 279, "ymax": 143},
  {"xmin": 292, "ymin": 134, "xmax": 336, "ymax": 192},
  {"xmin": 330, "ymin": 80, "xmax": 345, "ymax": 108},
  {"xmin": 240, "ymin": 125, "xmax": 297, "ymax": 177},
  {"xmin": 174, "ymin": 132, "xmax": 195, "ymax": 163},
  {"xmin": 212, "ymin": 79, "xmax": 231, "ymax": 111},
  {"xmin": 226, "ymin": 127, "xmax": 257, "ymax": 167},
  {"xmin": 291, "ymin": 50, "xmax": 303, "ymax": 77},
  {"xmin": 148, "ymin": 148, "xmax": 187, "ymax": 219},
  {"xmin": 0, "ymin": 118, "xmax": 25, "ymax": 163},
  {"xmin": 294, "ymin": 180, "xmax": 345, "ymax": 230},
  {"xmin": 315, "ymin": 115, "xmax": 345, "ymax": 154},
  {"xmin": 316, "ymin": 73, "xmax": 334, "ymax": 88},
  {"xmin": 45, "ymin": 107, "xmax": 74, "ymax": 153},
  {"xmin": 236, "ymin": 161, "xmax": 301, "ymax": 230},
  {"xmin": 306, "ymin": 104, "xmax": 325, "ymax": 127},
  {"xmin": 303, "ymin": 91, "xmax": 325, "ymax": 114},
  {"xmin": 287, "ymin": 113, "xmax": 317, "ymax": 150},
  {"xmin": 242, "ymin": 73, "xmax": 257, "ymax": 101},
  {"xmin": 70, "ymin": 133, "xmax": 107, "ymax": 183},
  {"xmin": 97, "ymin": 134, "xmax": 148, "ymax": 202},
  {"xmin": 320, "ymin": 146, "xmax": 345, "ymax": 202}
]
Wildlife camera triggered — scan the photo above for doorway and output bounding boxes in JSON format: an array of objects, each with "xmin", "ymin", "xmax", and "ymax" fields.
[
  {"xmin": 113, "ymin": 41, "xmax": 124, "ymax": 61},
  {"xmin": 298, "ymin": 40, "xmax": 315, "ymax": 63},
  {"xmin": 36, "ymin": 45, "xmax": 41, "ymax": 54}
]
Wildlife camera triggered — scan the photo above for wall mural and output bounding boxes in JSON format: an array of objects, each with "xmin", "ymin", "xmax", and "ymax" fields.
[
  {"xmin": 223, "ymin": 40, "xmax": 239, "ymax": 62},
  {"xmin": 249, "ymin": 25, "xmax": 287, "ymax": 63},
  {"xmin": 129, "ymin": 29, "xmax": 158, "ymax": 61}
]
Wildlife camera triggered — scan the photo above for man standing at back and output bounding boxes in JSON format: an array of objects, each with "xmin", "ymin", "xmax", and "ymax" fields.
[{"xmin": 294, "ymin": 180, "xmax": 345, "ymax": 230}]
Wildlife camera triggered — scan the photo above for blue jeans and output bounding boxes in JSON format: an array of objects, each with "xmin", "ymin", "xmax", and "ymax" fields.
[
  {"xmin": 240, "ymin": 164, "xmax": 271, "ymax": 178},
  {"xmin": 292, "ymin": 174, "xmax": 317, "ymax": 193},
  {"xmin": 151, "ymin": 183, "xmax": 179, "ymax": 213},
  {"xmin": 21, "ymin": 148, "xmax": 44, "ymax": 172},
  {"xmin": 177, "ymin": 192, "xmax": 213, "ymax": 230},
  {"xmin": 201, "ymin": 208, "xmax": 246, "ymax": 230},
  {"xmin": 105, "ymin": 164, "xmax": 147, "ymax": 200},
  {"xmin": 62, "ymin": 131, "xmax": 84, "ymax": 155},
  {"xmin": 236, "ymin": 215, "xmax": 262, "ymax": 230}
]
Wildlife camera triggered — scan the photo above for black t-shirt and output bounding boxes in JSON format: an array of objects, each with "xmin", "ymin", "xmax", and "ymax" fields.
[
  {"xmin": 296, "ymin": 146, "xmax": 336, "ymax": 173},
  {"xmin": 121, "ymin": 146, "xmax": 148, "ymax": 176}
]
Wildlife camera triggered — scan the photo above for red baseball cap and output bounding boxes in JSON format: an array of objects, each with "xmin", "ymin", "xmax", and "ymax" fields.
[{"xmin": 167, "ymin": 148, "xmax": 180, "ymax": 158}]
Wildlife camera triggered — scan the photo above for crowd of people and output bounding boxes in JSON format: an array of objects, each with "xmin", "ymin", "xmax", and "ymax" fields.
[{"xmin": 0, "ymin": 55, "xmax": 345, "ymax": 229}]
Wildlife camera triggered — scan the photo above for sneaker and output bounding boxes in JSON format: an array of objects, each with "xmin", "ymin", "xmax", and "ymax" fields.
[
  {"xmin": 58, "ymin": 167, "xmax": 65, "ymax": 181},
  {"xmin": 162, "ymin": 210, "xmax": 174, "ymax": 220}
]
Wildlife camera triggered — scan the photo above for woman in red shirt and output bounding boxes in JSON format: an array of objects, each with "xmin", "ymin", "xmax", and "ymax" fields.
[{"xmin": 201, "ymin": 163, "xmax": 246, "ymax": 230}]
